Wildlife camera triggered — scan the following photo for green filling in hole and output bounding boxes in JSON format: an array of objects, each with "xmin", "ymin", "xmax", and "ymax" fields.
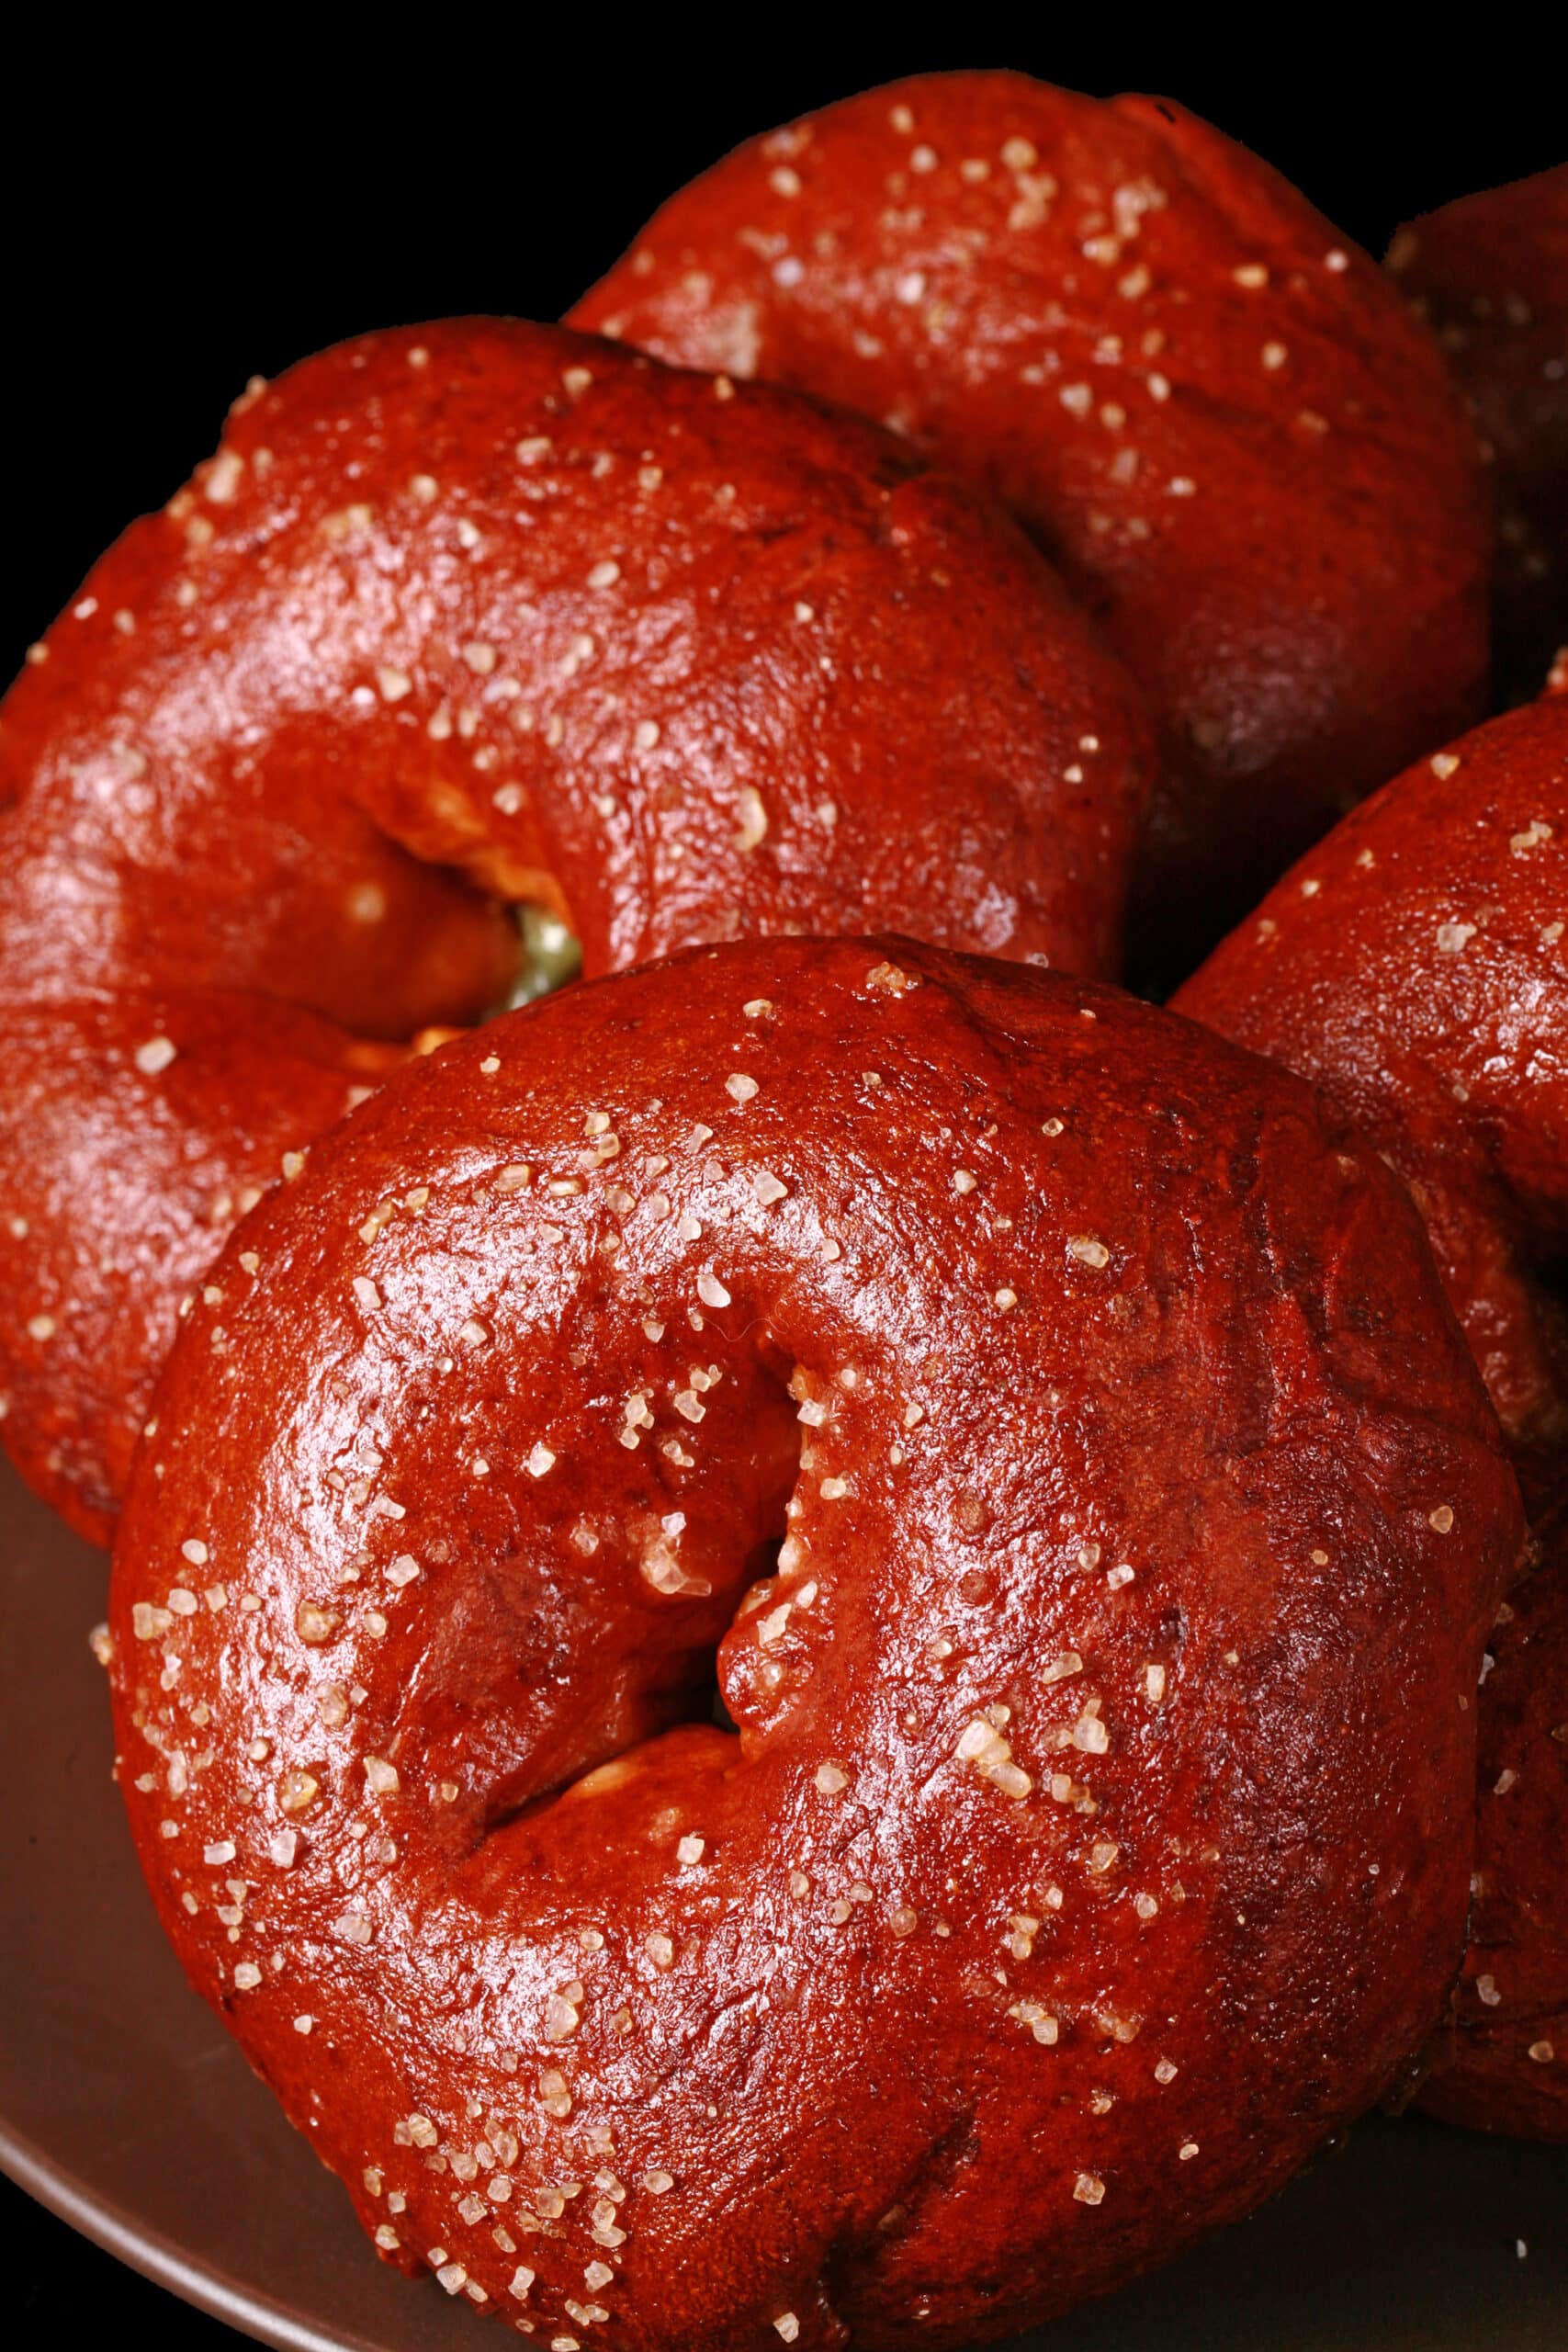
[{"xmin": 503, "ymin": 904, "xmax": 583, "ymax": 1010}]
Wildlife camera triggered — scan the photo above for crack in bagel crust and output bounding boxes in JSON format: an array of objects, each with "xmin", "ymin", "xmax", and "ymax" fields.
[
  {"xmin": 0, "ymin": 316, "xmax": 1152, "ymax": 1542},
  {"xmin": 1176, "ymin": 690, "xmax": 1568, "ymax": 2141},
  {"xmin": 107, "ymin": 938, "xmax": 1519, "ymax": 2349},
  {"xmin": 570, "ymin": 70, "xmax": 1491, "ymax": 973}
]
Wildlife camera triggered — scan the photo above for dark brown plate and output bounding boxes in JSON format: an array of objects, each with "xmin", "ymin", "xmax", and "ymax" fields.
[{"xmin": 1, "ymin": 1456, "xmax": 1563, "ymax": 2350}]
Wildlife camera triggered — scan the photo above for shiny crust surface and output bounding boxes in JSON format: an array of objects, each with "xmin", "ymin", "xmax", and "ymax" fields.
[
  {"xmin": 1391, "ymin": 165, "xmax": 1568, "ymax": 703},
  {"xmin": 570, "ymin": 71, "xmax": 1490, "ymax": 964},
  {"xmin": 1177, "ymin": 694, "xmax": 1568, "ymax": 2137},
  {"xmin": 0, "ymin": 317, "xmax": 1150, "ymax": 1540},
  {"xmin": 108, "ymin": 936, "xmax": 1518, "ymax": 2348},
  {"xmin": 0, "ymin": 995, "xmax": 403, "ymax": 1535}
]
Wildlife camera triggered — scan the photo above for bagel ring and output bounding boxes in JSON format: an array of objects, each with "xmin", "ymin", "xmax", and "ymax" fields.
[
  {"xmin": 0, "ymin": 317, "xmax": 1150, "ymax": 1540},
  {"xmin": 570, "ymin": 69, "xmax": 1491, "ymax": 973},
  {"xmin": 1177, "ymin": 688, "xmax": 1568, "ymax": 2138},
  {"xmin": 107, "ymin": 935, "xmax": 1518, "ymax": 2346}
]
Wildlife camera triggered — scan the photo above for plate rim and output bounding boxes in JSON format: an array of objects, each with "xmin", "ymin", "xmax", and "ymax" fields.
[{"xmin": 0, "ymin": 2114, "xmax": 387, "ymax": 2352}]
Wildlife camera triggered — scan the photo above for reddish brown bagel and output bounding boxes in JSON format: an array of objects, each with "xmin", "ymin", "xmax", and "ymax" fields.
[
  {"xmin": 1176, "ymin": 693, "xmax": 1568, "ymax": 2138},
  {"xmin": 1390, "ymin": 165, "xmax": 1568, "ymax": 705},
  {"xmin": 108, "ymin": 935, "xmax": 1518, "ymax": 2348},
  {"xmin": 1418, "ymin": 1525, "xmax": 1568, "ymax": 2141},
  {"xmin": 570, "ymin": 70, "xmax": 1491, "ymax": 971},
  {"xmin": 0, "ymin": 994, "xmax": 404, "ymax": 1537},
  {"xmin": 0, "ymin": 316, "xmax": 1150, "ymax": 1542}
]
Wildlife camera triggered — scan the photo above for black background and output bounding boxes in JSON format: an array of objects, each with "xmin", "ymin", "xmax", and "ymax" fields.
[
  {"xmin": 6, "ymin": 27, "xmax": 1566, "ymax": 673},
  {"xmin": 4, "ymin": 20, "xmax": 1563, "ymax": 2346}
]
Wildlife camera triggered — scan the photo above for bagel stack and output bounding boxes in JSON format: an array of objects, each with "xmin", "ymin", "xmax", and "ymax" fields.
[{"xmin": 0, "ymin": 61, "xmax": 1560, "ymax": 2352}]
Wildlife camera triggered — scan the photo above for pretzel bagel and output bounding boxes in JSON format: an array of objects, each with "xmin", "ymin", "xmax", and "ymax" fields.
[
  {"xmin": 570, "ymin": 71, "xmax": 1491, "ymax": 968},
  {"xmin": 1177, "ymin": 692, "xmax": 1568, "ymax": 2138},
  {"xmin": 107, "ymin": 936, "xmax": 1519, "ymax": 2347},
  {"xmin": 0, "ymin": 317, "xmax": 1150, "ymax": 1542},
  {"xmin": 1390, "ymin": 165, "xmax": 1568, "ymax": 704}
]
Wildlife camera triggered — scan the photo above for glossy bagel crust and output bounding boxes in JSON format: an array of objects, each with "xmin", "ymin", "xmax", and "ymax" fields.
[
  {"xmin": 1390, "ymin": 165, "xmax": 1568, "ymax": 704},
  {"xmin": 1176, "ymin": 694, "xmax": 1568, "ymax": 2138},
  {"xmin": 0, "ymin": 316, "xmax": 1151, "ymax": 1542},
  {"xmin": 570, "ymin": 70, "xmax": 1491, "ymax": 967},
  {"xmin": 107, "ymin": 936, "xmax": 1518, "ymax": 2349}
]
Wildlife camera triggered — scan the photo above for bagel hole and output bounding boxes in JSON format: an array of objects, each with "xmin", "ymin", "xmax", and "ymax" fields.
[
  {"xmin": 494, "ymin": 903, "xmax": 582, "ymax": 1012},
  {"xmin": 477, "ymin": 1527, "xmax": 780, "ymax": 1836},
  {"xmin": 473, "ymin": 1388, "xmax": 801, "ymax": 1834},
  {"xmin": 656, "ymin": 1505, "xmax": 798, "ymax": 1762},
  {"xmin": 403, "ymin": 901, "xmax": 581, "ymax": 1060}
]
